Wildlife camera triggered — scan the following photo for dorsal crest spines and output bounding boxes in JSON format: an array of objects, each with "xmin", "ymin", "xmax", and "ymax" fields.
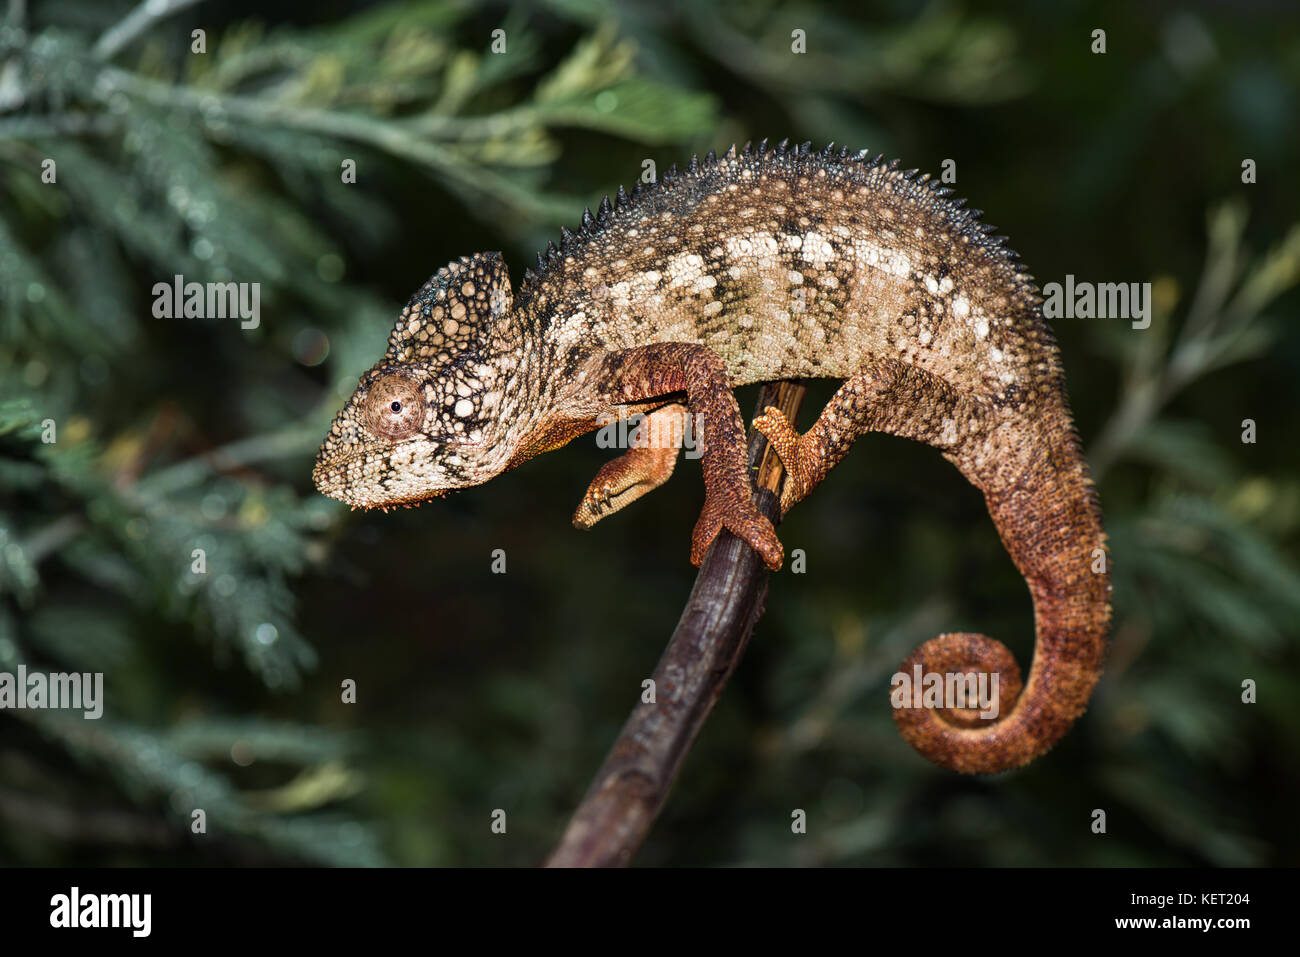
[{"xmin": 515, "ymin": 140, "xmax": 1034, "ymax": 298}]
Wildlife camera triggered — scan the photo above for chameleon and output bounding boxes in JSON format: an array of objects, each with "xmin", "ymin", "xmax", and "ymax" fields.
[{"xmin": 313, "ymin": 140, "xmax": 1111, "ymax": 774}]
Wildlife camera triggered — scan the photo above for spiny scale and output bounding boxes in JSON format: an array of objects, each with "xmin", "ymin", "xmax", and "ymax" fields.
[{"xmin": 522, "ymin": 141, "xmax": 1024, "ymax": 297}]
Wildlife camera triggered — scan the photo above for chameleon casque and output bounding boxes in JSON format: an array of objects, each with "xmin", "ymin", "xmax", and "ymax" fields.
[{"xmin": 314, "ymin": 141, "xmax": 1111, "ymax": 774}]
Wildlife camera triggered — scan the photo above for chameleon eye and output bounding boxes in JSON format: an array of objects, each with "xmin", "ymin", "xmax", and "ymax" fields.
[{"xmin": 363, "ymin": 374, "xmax": 425, "ymax": 440}]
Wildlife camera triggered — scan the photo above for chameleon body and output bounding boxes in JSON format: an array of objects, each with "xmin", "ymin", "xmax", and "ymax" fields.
[{"xmin": 314, "ymin": 141, "xmax": 1111, "ymax": 774}]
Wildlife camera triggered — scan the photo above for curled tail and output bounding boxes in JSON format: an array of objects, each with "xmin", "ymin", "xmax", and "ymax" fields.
[{"xmin": 893, "ymin": 420, "xmax": 1111, "ymax": 773}]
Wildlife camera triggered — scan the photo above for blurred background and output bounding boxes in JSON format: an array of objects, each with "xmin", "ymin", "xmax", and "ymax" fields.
[{"xmin": 1, "ymin": 0, "xmax": 1297, "ymax": 866}]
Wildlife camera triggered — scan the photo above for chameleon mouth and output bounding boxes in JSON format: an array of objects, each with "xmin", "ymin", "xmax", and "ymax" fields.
[
  {"xmin": 311, "ymin": 439, "xmax": 477, "ymax": 506},
  {"xmin": 311, "ymin": 459, "xmax": 356, "ymax": 504},
  {"xmin": 311, "ymin": 444, "xmax": 383, "ymax": 503},
  {"xmin": 311, "ymin": 459, "xmax": 446, "ymax": 509}
]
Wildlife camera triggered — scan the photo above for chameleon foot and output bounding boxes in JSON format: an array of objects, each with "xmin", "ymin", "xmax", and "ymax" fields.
[
  {"xmin": 753, "ymin": 406, "xmax": 814, "ymax": 514},
  {"xmin": 573, "ymin": 445, "xmax": 678, "ymax": 529},
  {"xmin": 690, "ymin": 491, "xmax": 784, "ymax": 570},
  {"xmin": 573, "ymin": 403, "xmax": 687, "ymax": 528}
]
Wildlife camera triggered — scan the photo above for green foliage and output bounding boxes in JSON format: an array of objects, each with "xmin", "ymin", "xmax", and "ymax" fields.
[
  {"xmin": 1, "ymin": 0, "xmax": 1296, "ymax": 866},
  {"xmin": 0, "ymin": 0, "xmax": 720, "ymax": 865}
]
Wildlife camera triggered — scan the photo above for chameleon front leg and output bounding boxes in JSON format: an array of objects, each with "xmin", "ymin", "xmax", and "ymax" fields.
[
  {"xmin": 572, "ymin": 403, "xmax": 688, "ymax": 528},
  {"xmin": 754, "ymin": 358, "xmax": 989, "ymax": 514},
  {"xmin": 590, "ymin": 343, "xmax": 784, "ymax": 570}
]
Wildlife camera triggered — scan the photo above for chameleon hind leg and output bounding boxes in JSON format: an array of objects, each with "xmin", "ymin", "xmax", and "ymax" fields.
[
  {"xmin": 573, "ymin": 403, "xmax": 688, "ymax": 529},
  {"xmin": 755, "ymin": 358, "xmax": 989, "ymax": 514}
]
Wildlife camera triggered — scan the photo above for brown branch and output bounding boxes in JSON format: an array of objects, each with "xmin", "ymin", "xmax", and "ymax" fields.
[{"xmin": 546, "ymin": 380, "xmax": 806, "ymax": 867}]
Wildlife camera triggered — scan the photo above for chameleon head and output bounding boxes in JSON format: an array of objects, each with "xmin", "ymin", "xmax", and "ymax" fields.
[{"xmin": 313, "ymin": 253, "xmax": 524, "ymax": 508}]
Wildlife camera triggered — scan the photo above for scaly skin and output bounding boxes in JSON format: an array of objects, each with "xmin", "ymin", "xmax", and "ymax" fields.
[{"xmin": 314, "ymin": 141, "xmax": 1112, "ymax": 774}]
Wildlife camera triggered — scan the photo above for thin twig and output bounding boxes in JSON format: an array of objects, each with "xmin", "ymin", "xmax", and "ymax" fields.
[
  {"xmin": 546, "ymin": 380, "xmax": 806, "ymax": 867},
  {"xmin": 133, "ymin": 423, "xmax": 318, "ymax": 497},
  {"xmin": 97, "ymin": 67, "xmax": 580, "ymax": 222},
  {"xmin": 94, "ymin": 0, "xmax": 205, "ymax": 60},
  {"xmin": 0, "ymin": 114, "xmax": 119, "ymax": 137},
  {"xmin": 1088, "ymin": 204, "xmax": 1300, "ymax": 477}
]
